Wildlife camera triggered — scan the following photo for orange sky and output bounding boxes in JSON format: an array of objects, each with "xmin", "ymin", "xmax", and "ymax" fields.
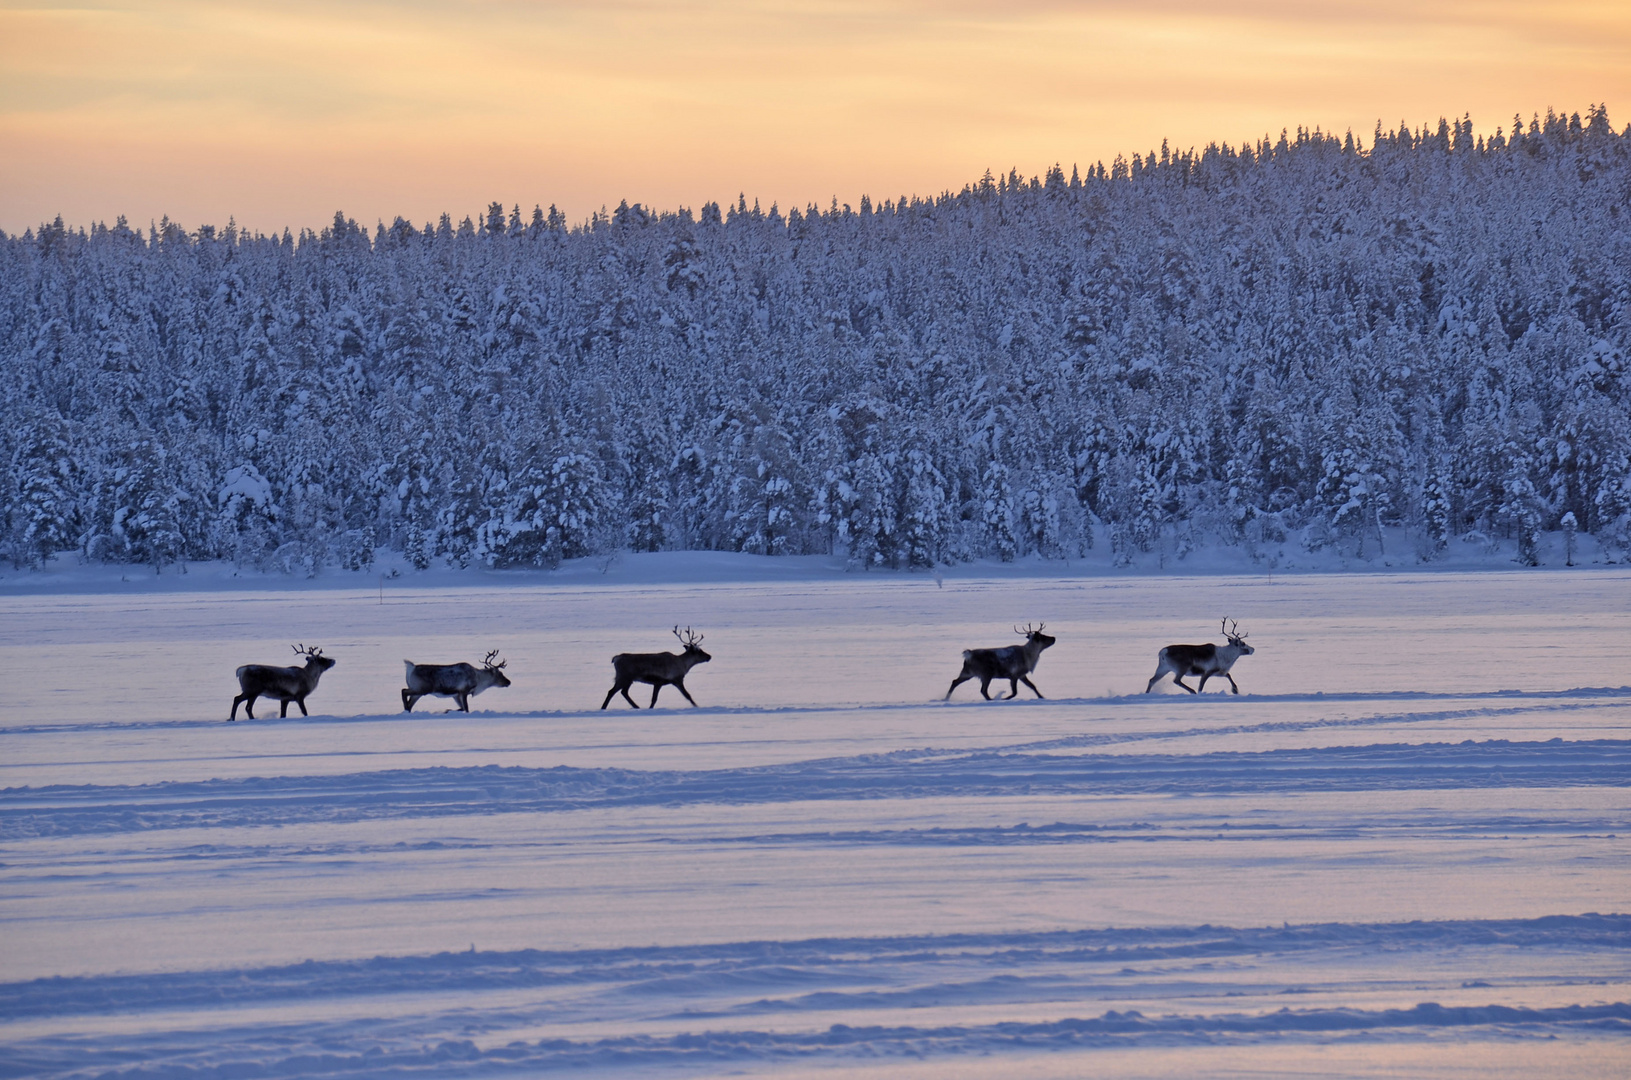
[{"xmin": 2, "ymin": 1, "xmax": 1628, "ymax": 234}]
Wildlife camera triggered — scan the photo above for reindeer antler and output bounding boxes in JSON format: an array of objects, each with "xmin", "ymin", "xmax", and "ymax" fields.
[
  {"xmin": 1015, "ymin": 623, "xmax": 1046, "ymax": 637},
  {"xmin": 1222, "ymin": 618, "xmax": 1247, "ymax": 642},
  {"xmin": 483, "ymin": 649, "xmax": 506, "ymax": 670},
  {"xmin": 293, "ymin": 643, "xmax": 324, "ymax": 658},
  {"xmin": 673, "ymin": 625, "xmax": 704, "ymax": 648}
]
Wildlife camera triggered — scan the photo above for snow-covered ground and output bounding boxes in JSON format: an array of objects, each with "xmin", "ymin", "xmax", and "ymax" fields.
[{"xmin": 2, "ymin": 560, "xmax": 1628, "ymax": 1077}]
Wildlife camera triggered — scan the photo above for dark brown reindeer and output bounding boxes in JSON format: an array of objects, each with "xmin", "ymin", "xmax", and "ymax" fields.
[
  {"xmin": 945, "ymin": 623, "xmax": 1056, "ymax": 700},
  {"xmin": 230, "ymin": 644, "xmax": 336, "ymax": 720},
  {"xmin": 601, "ymin": 626, "xmax": 712, "ymax": 709},
  {"xmin": 402, "ymin": 649, "xmax": 511, "ymax": 712},
  {"xmin": 1146, "ymin": 618, "xmax": 1255, "ymax": 694}
]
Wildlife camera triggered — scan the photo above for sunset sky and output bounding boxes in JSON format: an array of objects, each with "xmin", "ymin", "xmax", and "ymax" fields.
[{"xmin": 2, "ymin": 0, "xmax": 1627, "ymax": 234}]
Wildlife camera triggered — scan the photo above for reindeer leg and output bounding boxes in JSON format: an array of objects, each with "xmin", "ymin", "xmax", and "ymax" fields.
[
  {"xmin": 244, "ymin": 694, "xmax": 258, "ymax": 719},
  {"xmin": 675, "ymin": 680, "xmax": 698, "ymax": 707},
  {"xmin": 230, "ymin": 694, "xmax": 245, "ymax": 721},
  {"xmin": 1197, "ymin": 673, "xmax": 1212, "ymax": 693},
  {"xmin": 1226, "ymin": 674, "xmax": 1240, "ymax": 695},
  {"xmin": 1172, "ymin": 676, "xmax": 1197, "ymax": 694},
  {"xmin": 650, "ymin": 683, "xmax": 663, "ymax": 708},
  {"xmin": 978, "ymin": 677, "xmax": 993, "ymax": 700},
  {"xmin": 1019, "ymin": 675, "xmax": 1044, "ymax": 699},
  {"xmin": 402, "ymin": 689, "xmax": 414, "ymax": 712},
  {"xmin": 620, "ymin": 685, "xmax": 640, "ymax": 709},
  {"xmin": 457, "ymin": 692, "xmax": 470, "ymax": 712},
  {"xmin": 1146, "ymin": 655, "xmax": 1173, "ymax": 694},
  {"xmin": 1005, "ymin": 678, "xmax": 1020, "ymax": 699},
  {"xmin": 945, "ymin": 673, "xmax": 972, "ymax": 700}
]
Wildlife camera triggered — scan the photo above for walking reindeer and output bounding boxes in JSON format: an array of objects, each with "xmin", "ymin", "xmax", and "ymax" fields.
[
  {"xmin": 1146, "ymin": 618, "xmax": 1255, "ymax": 694},
  {"xmin": 402, "ymin": 650, "xmax": 511, "ymax": 712},
  {"xmin": 945, "ymin": 623, "xmax": 1056, "ymax": 700},
  {"xmin": 230, "ymin": 644, "xmax": 336, "ymax": 720},
  {"xmin": 601, "ymin": 626, "xmax": 712, "ymax": 709}
]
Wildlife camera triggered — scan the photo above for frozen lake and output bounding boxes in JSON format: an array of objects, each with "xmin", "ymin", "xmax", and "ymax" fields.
[{"xmin": 2, "ymin": 565, "xmax": 1628, "ymax": 1077}]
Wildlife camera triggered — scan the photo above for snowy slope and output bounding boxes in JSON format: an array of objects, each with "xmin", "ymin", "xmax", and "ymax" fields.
[
  {"xmin": 7, "ymin": 116, "xmax": 1631, "ymax": 579},
  {"xmin": 1, "ymin": 565, "xmax": 1628, "ymax": 1077}
]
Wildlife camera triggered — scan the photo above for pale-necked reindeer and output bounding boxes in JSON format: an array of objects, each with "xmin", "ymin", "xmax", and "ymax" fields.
[
  {"xmin": 403, "ymin": 649, "xmax": 511, "ymax": 712},
  {"xmin": 230, "ymin": 644, "xmax": 336, "ymax": 720},
  {"xmin": 601, "ymin": 626, "xmax": 711, "ymax": 709},
  {"xmin": 945, "ymin": 623, "xmax": 1056, "ymax": 701},
  {"xmin": 1146, "ymin": 618, "xmax": 1255, "ymax": 694}
]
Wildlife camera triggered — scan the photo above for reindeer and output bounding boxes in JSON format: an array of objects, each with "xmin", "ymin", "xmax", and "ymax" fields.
[
  {"xmin": 1146, "ymin": 618, "xmax": 1255, "ymax": 694},
  {"xmin": 945, "ymin": 623, "xmax": 1056, "ymax": 700},
  {"xmin": 601, "ymin": 626, "xmax": 711, "ymax": 709},
  {"xmin": 230, "ymin": 644, "xmax": 336, "ymax": 720},
  {"xmin": 402, "ymin": 649, "xmax": 511, "ymax": 712}
]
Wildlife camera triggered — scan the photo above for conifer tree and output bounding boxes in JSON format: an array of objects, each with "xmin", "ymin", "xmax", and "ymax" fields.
[{"xmin": 7, "ymin": 415, "xmax": 79, "ymax": 569}]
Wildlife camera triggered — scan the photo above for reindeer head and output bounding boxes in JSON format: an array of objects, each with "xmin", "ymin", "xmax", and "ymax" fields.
[
  {"xmin": 482, "ymin": 649, "xmax": 512, "ymax": 688},
  {"xmin": 1015, "ymin": 622, "xmax": 1056, "ymax": 651},
  {"xmin": 673, "ymin": 625, "xmax": 712, "ymax": 663},
  {"xmin": 1221, "ymin": 618, "xmax": 1253, "ymax": 655},
  {"xmin": 292, "ymin": 644, "xmax": 337, "ymax": 672}
]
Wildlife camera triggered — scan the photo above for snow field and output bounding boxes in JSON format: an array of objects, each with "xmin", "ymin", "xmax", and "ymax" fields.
[{"xmin": 1, "ymin": 565, "xmax": 1628, "ymax": 1077}]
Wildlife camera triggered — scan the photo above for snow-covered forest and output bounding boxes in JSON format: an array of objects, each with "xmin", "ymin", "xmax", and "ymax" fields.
[{"xmin": 3, "ymin": 108, "xmax": 1629, "ymax": 573}]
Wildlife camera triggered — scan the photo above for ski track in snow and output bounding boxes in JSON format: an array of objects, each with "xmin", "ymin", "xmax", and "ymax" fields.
[
  {"xmin": 1, "ymin": 569, "xmax": 1628, "ymax": 1077},
  {"xmin": 5, "ymin": 737, "xmax": 1629, "ymax": 840}
]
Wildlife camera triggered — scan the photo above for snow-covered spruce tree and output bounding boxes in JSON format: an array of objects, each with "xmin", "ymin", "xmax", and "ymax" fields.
[
  {"xmin": 621, "ymin": 435, "xmax": 673, "ymax": 554},
  {"xmin": 728, "ymin": 468, "xmax": 798, "ymax": 556},
  {"xmin": 541, "ymin": 445, "xmax": 611, "ymax": 566},
  {"xmin": 818, "ymin": 400, "xmax": 904, "ymax": 568},
  {"xmin": 1499, "ymin": 453, "xmax": 1545, "ymax": 566},
  {"xmin": 437, "ymin": 444, "xmax": 502, "ymax": 570},
  {"xmin": 722, "ymin": 407, "xmax": 802, "ymax": 556},
  {"xmin": 1595, "ymin": 466, "xmax": 1631, "ymax": 559},
  {"xmin": 488, "ymin": 443, "xmax": 550, "ymax": 568},
  {"xmin": 898, "ymin": 445, "xmax": 957, "ymax": 567},
  {"xmin": 7, "ymin": 414, "xmax": 80, "ymax": 569},
  {"xmin": 819, "ymin": 451, "xmax": 900, "ymax": 568},
  {"xmin": 1018, "ymin": 484, "xmax": 1063, "ymax": 560},
  {"xmin": 90, "ymin": 437, "xmax": 187, "ymax": 572},
  {"xmin": 978, "ymin": 461, "xmax": 1019, "ymax": 562},
  {"xmin": 216, "ymin": 462, "xmax": 279, "ymax": 569},
  {"xmin": 1421, "ymin": 465, "xmax": 1453, "ymax": 558},
  {"xmin": 480, "ymin": 437, "xmax": 612, "ymax": 571}
]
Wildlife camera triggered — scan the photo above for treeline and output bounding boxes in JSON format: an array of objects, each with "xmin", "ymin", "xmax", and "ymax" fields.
[{"xmin": 2, "ymin": 107, "xmax": 1628, "ymax": 573}]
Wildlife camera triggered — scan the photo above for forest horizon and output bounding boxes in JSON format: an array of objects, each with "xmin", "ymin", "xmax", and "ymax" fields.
[
  {"xmin": 6, "ymin": 108, "xmax": 1623, "ymax": 243},
  {"xmin": 4, "ymin": 1, "xmax": 1627, "ymax": 235}
]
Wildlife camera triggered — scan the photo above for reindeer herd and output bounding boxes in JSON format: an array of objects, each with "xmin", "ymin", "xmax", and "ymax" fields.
[{"xmin": 226, "ymin": 619, "xmax": 1255, "ymax": 720}]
